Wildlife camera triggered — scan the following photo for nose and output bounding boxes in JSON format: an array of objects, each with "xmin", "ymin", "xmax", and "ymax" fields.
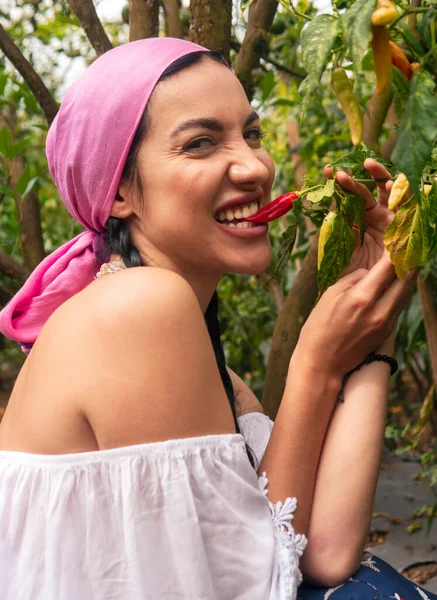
[{"xmin": 227, "ymin": 142, "xmax": 272, "ymax": 189}]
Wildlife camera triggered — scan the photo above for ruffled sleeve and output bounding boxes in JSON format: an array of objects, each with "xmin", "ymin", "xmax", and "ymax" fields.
[{"xmin": 259, "ymin": 472, "xmax": 308, "ymax": 600}]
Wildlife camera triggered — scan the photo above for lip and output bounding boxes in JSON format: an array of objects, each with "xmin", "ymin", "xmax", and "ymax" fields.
[
  {"xmin": 214, "ymin": 221, "xmax": 268, "ymax": 237},
  {"xmin": 214, "ymin": 194, "xmax": 263, "ymax": 217}
]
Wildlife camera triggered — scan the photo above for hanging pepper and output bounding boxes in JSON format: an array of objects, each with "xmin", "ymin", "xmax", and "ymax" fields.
[
  {"xmin": 390, "ymin": 41, "xmax": 412, "ymax": 80},
  {"xmin": 318, "ymin": 211, "xmax": 337, "ymax": 269},
  {"xmin": 242, "ymin": 192, "xmax": 298, "ymax": 223},
  {"xmin": 371, "ymin": 0, "xmax": 398, "ymax": 26},
  {"xmin": 388, "ymin": 173, "xmax": 410, "ymax": 211},
  {"xmin": 331, "ymin": 67, "xmax": 363, "ymax": 147},
  {"xmin": 371, "ymin": 26, "xmax": 392, "ymax": 96}
]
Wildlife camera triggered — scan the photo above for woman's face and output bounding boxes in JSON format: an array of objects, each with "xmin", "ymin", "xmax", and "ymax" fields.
[{"xmin": 120, "ymin": 58, "xmax": 275, "ymax": 279}]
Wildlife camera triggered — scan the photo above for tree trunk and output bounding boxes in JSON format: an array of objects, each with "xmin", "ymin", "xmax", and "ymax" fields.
[
  {"xmin": 262, "ymin": 233, "xmax": 320, "ymax": 419},
  {"xmin": 67, "ymin": 0, "xmax": 113, "ymax": 56},
  {"xmin": 10, "ymin": 155, "xmax": 45, "ymax": 271},
  {"xmin": 189, "ymin": 0, "xmax": 232, "ymax": 64},
  {"xmin": 234, "ymin": 0, "xmax": 278, "ymax": 100},
  {"xmin": 129, "ymin": 0, "xmax": 160, "ymax": 40},
  {"xmin": 163, "ymin": 0, "xmax": 183, "ymax": 38},
  {"xmin": 417, "ymin": 275, "xmax": 437, "ymax": 433}
]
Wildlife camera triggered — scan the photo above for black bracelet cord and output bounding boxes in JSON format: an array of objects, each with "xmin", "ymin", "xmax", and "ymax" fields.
[{"xmin": 338, "ymin": 352, "xmax": 398, "ymax": 402}]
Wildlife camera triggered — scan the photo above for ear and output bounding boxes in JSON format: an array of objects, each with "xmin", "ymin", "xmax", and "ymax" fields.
[{"xmin": 110, "ymin": 180, "xmax": 136, "ymax": 219}]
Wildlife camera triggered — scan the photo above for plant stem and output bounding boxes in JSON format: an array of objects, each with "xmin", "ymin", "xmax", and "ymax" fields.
[
  {"xmin": 280, "ymin": 0, "xmax": 312, "ymax": 21},
  {"xmin": 390, "ymin": 7, "xmax": 430, "ymax": 29},
  {"xmin": 299, "ymin": 183, "xmax": 324, "ymax": 195}
]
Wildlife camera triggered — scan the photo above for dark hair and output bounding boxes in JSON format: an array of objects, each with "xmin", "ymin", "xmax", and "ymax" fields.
[{"xmin": 102, "ymin": 52, "xmax": 256, "ymax": 467}]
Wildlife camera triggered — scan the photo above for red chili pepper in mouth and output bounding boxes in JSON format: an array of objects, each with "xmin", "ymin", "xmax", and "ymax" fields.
[{"xmin": 242, "ymin": 192, "xmax": 298, "ymax": 223}]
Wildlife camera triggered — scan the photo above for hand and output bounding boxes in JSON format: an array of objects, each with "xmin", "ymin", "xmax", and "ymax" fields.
[
  {"xmin": 296, "ymin": 252, "xmax": 417, "ymax": 379},
  {"xmin": 323, "ymin": 158, "xmax": 394, "ymax": 274}
]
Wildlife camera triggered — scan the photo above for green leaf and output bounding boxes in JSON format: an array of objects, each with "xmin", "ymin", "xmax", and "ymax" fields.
[
  {"xmin": 343, "ymin": 192, "xmax": 367, "ymax": 243},
  {"xmin": 392, "ymin": 70, "xmax": 437, "ymax": 199},
  {"xmin": 412, "ymin": 384, "xmax": 435, "ymax": 437},
  {"xmin": 306, "ymin": 179, "xmax": 335, "ymax": 203},
  {"xmin": 15, "ymin": 165, "xmax": 37, "ymax": 197},
  {"xmin": 273, "ymin": 215, "xmax": 299, "ymax": 279},
  {"xmin": 0, "ymin": 126, "xmax": 14, "ymax": 160},
  {"xmin": 426, "ymin": 502, "xmax": 437, "ymax": 536},
  {"xmin": 342, "ymin": 0, "xmax": 376, "ymax": 71},
  {"xmin": 10, "ymin": 137, "xmax": 29, "ymax": 160},
  {"xmin": 329, "ymin": 149, "xmax": 367, "ymax": 169},
  {"xmin": 301, "ymin": 15, "xmax": 341, "ymax": 83},
  {"xmin": 328, "ymin": 144, "xmax": 391, "ymax": 176},
  {"xmin": 384, "ymin": 195, "xmax": 431, "ymax": 279},
  {"xmin": 260, "ymin": 70, "xmax": 276, "ymax": 103},
  {"xmin": 400, "ymin": 23, "xmax": 426, "ymax": 58},
  {"xmin": 318, "ymin": 212, "xmax": 356, "ymax": 294},
  {"xmin": 298, "ymin": 76, "xmax": 322, "ymax": 116},
  {"xmin": 391, "ymin": 66, "xmax": 410, "ymax": 122}
]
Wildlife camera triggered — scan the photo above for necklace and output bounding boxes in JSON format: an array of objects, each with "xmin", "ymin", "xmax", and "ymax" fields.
[{"xmin": 95, "ymin": 259, "xmax": 127, "ymax": 279}]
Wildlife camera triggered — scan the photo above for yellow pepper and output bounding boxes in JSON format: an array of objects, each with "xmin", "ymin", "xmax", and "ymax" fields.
[
  {"xmin": 331, "ymin": 67, "xmax": 363, "ymax": 146},
  {"xmin": 388, "ymin": 173, "xmax": 410, "ymax": 211},
  {"xmin": 318, "ymin": 211, "xmax": 337, "ymax": 269},
  {"xmin": 372, "ymin": 0, "xmax": 398, "ymax": 26}
]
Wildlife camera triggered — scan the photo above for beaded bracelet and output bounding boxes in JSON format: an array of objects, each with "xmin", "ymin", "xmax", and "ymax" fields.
[{"xmin": 338, "ymin": 352, "xmax": 398, "ymax": 403}]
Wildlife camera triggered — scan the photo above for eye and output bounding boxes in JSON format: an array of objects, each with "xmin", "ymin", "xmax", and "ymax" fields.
[
  {"xmin": 244, "ymin": 127, "xmax": 266, "ymax": 147},
  {"xmin": 183, "ymin": 137, "xmax": 216, "ymax": 153}
]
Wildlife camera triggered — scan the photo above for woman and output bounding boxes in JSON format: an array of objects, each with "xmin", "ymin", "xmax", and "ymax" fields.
[{"xmin": 0, "ymin": 38, "xmax": 433, "ymax": 600}]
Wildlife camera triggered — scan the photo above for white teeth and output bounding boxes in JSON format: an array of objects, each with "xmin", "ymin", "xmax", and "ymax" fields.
[
  {"xmin": 234, "ymin": 207, "xmax": 243, "ymax": 219},
  {"xmin": 216, "ymin": 200, "xmax": 260, "ymax": 223},
  {"xmin": 235, "ymin": 222, "xmax": 254, "ymax": 229},
  {"xmin": 228, "ymin": 223, "xmax": 236, "ymax": 228}
]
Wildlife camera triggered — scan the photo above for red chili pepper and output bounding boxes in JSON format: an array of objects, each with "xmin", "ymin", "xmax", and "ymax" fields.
[
  {"xmin": 389, "ymin": 41, "xmax": 412, "ymax": 81},
  {"xmin": 242, "ymin": 192, "xmax": 298, "ymax": 223}
]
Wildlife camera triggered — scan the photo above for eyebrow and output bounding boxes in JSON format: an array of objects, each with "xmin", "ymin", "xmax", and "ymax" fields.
[{"xmin": 170, "ymin": 110, "xmax": 260, "ymax": 138}]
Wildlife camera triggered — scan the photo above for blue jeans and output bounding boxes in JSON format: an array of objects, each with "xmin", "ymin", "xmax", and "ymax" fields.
[{"xmin": 298, "ymin": 553, "xmax": 437, "ymax": 599}]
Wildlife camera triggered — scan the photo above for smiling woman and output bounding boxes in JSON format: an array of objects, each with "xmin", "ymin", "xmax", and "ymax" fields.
[{"xmin": 0, "ymin": 37, "xmax": 434, "ymax": 600}]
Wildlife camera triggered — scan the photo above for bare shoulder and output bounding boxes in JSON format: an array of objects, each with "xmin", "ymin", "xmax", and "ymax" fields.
[
  {"xmin": 226, "ymin": 366, "xmax": 264, "ymax": 417},
  {"xmin": 35, "ymin": 267, "xmax": 235, "ymax": 449}
]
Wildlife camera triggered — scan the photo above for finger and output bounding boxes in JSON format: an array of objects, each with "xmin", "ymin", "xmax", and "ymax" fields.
[
  {"xmin": 324, "ymin": 165, "xmax": 334, "ymax": 180},
  {"xmin": 355, "ymin": 250, "xmax": 397, "ymax": 300},
  {"xmin": 363, "ymin": 158, "xmax": 392, "ymax": 207},
  {"xmin": 376, "ymin": 268, "xmax": 418, "ymax": 326},
  {"xmin": 335, "ymin": 170, "xmax": 376, "ymax": 210}
]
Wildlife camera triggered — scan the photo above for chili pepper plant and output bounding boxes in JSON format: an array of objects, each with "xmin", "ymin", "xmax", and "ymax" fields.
[{"xmin": 271, "ymin": 0, "xmax": 437, "ymax": 298}]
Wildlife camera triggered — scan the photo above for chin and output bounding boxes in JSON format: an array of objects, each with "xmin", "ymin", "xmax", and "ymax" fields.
[{"xmin": 229, "ymin": 254, "xmax": 272, "ymax": 276}]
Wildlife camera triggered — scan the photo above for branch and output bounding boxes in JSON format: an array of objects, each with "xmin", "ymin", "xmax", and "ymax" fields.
[
  {"xmin": 129, "ymin": 0, "xmax": 160, "ymax": 41},
  {"xmin": 189, "ymin": 0, "xmax": 232, "ymax": 64},
  {"xmin": 418, "ymin": 275, "xmax": 437, "ymax": 435},
  {"xmin": 234, "ymin": 0, "xmax": 279, "ymax": 100},
  {"xmin": 0, "ymin": 251, "xmax": 30, "ymax": 285},
  {"xmin": 0, "ymin": 23, "xmax": 58, "ymax": 125},
  {"xmin": 67, "ymin": 0, "xmax": 113, "ymax": 56},
  {"xmin": 163, "ymin": 0, "xmax": 183, "ymax": 39},
  {"xmin": 231, "ymin": 40, "xmax": 305, "ymax": 79},
  {"xmin": 261, "ymin": 233, "xmax": 319, "ymax": 419}
]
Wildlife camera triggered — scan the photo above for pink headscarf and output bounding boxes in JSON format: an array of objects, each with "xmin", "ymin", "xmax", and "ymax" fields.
[{"xmin": 0, "ymin": 38, "xmax": 207, "ymax": 352}]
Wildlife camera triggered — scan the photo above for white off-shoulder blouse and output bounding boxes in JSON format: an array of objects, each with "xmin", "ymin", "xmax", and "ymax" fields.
[{"xmin": 0, "ymin": 412, "xmax": 307, "ymax": 600}]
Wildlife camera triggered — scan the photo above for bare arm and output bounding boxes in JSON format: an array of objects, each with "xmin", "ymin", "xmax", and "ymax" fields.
[
  {"xmin": 299, "ymin": 332, "xmax": 395, "ymax": 585},
  {"xmin": 258, "ymin": 255, "xmax": 415, "ymax": 586}
]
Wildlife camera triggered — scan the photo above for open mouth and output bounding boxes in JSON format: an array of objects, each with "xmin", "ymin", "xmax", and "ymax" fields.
[{"xmin": 214, "ymin": 200, "xmax": 260, "ymax": 228}]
